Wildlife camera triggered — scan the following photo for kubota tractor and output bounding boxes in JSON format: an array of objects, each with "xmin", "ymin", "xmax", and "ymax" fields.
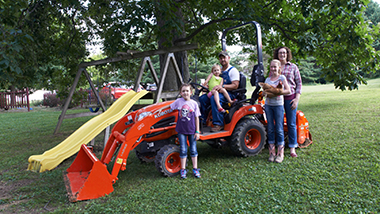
[{"xmin": 63, "ymin": 21, "xmax": 312, "ymax": 202}]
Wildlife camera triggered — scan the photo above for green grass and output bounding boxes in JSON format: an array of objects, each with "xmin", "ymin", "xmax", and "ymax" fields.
[{"xmin": 1, "ymin": 79, "xmax": 380, "ymax": 213}]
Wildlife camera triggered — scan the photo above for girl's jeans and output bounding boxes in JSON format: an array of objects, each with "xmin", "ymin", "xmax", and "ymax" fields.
[
  {"xmin": 177, "ymin": 133, "xmax": 198, "ymax": 158},
  {"xmin": 265, "ymin": 105, "xmax": 285, "ymax": 146}
]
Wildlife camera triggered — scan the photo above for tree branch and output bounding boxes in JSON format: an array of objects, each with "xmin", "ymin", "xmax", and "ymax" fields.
[
  {"xmin": 268, "ymin": 12, "xmax": 339, "ymax": 44},
  {"xmin": 267, "ymin": 20, "xmax": 299, "ymax": 43},
  {"xmin": 173, "ymin": 18, "xmax": 237, "ymax": 44},
  {"xmin": 18, "ymin": 1, "xmax": 41, "ymax": 29},
  {"xmin": 190, "ymin": 8, "xmax": 201, "ymax": 25},
  {"xmin": 263, "ymin": 1, "xmax": 277, "ymax": 8}
]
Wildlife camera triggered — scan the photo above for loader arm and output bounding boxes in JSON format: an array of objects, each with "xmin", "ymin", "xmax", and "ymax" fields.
[
  {"xmin": 63, "ymin": 101, "xmax": 178, "ymax": 202},
  {"xmin": 102, "ymin": 102, "xmax": 178, "ymax": 182},
  {"xmin": 100, "ymin": 110, "xmax": 139, "ymax": 163}
]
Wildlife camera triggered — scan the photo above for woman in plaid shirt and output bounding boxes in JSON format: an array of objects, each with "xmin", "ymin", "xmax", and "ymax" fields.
[{"xmin": 273, "ymin": 47, "xmax": 302, "ymax": 158}]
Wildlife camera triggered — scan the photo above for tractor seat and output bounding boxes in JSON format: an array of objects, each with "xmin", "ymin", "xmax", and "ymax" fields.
[
  {"xmin": 250, "ymin": 64, "xmax": 265, "ymax": 104},
  {"xmin": 221, "ymin": 72, "xmax": 247, "ymax": 113},
  {"xmin": 222, "ymin": 72, "xmax": 246, "ymax": 108},
  {"xmin": 221, "ymin": 72, "xmax": 248, "ymax": 124},
  {"xmin": 232, "ymin": 72, "xmax": 247, "ymax": 101}
]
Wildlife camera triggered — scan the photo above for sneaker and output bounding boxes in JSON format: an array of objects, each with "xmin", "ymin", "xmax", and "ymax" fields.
[
  {"xmin": 193, "ymin": 168, "xmax": 201, "ymax": 178},
  {"xmin": 180, "ymin": 169, "xmax": 187, "ymax": 179},
  {"xmin": 218, "ymin": 108, "xmax": 226, "ymax": 113}
]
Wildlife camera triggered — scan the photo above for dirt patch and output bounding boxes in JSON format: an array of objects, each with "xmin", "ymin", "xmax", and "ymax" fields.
[
  {"xmin": 0, "ymin": 108, "xmax": 30, "ymax": 113},
  {"xmin": 0, "ymin": 179, "xmax": 40, "ymax": 214},
  {"xmin": 0, "ymin": 180, "xmax": 12, "ymax": 200}
]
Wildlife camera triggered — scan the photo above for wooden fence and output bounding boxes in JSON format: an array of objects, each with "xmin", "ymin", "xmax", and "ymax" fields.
[{"xmin": 0, "ymin": 88, "xmax": 30, "ymax": 111}]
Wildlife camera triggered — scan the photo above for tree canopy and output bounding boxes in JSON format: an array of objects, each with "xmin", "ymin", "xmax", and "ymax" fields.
[
  {"xmin": 1, "ymin": 0, "xmax": 379, "ymax": 91},
  {"xmin": 0, "ymin": 0, "xmax": 89, "ymax": 91}
]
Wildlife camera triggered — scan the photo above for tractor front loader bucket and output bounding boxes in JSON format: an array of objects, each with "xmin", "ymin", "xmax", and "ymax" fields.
[{"xmin": 63, "ymin": 144, "xmax": 114, "ymax": 202}]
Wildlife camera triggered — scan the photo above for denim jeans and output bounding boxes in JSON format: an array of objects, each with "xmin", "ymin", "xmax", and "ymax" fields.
[
  {"xmin": 199, "ymin": 92, "xmax": 235, "ymax": 126},
  {"xmin": 265, "ymin": 105, "xmax": 285, "ymax": 146},
  {"xmin": 178, "ymin": 133, "xmax": 198, "ymax": 158},
  {"xmin": 284, "ymin": 99, "xmax": 298, "ymax": 148},
  {"xmin": 199, "ymin": 94, "xmax": 210, "ymax": 124}
]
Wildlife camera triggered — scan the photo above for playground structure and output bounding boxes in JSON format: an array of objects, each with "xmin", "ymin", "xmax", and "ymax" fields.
[
  {"xmin": 53, "ymin": 43, "xmax": 198, "ymax": 135},
  {"xmin": 0, "ymin": 88, "xmax": 30, "ymax": 111},
  {"xmin": 27, "ymin": 90, "xmax": 148, "ymax": 172},
  {"xmin": 56, "ymin": 21, "xmax": 313, "ymax": 202},
  {"xmin": 27, "ymin": 43, "xmax": 198, "ymax": 173}
]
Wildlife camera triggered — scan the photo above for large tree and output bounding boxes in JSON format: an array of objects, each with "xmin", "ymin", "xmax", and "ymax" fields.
[
  {"xmin": 2, "ymin": 0, "xmax": 379, "ymax": 91},
  {"xmin": 84, "ymin": 0, "xmax": 379, "ymax": 91},
  {"xmin": 0, "ymin": 0, "xmax": 88, "ymax": 91}
]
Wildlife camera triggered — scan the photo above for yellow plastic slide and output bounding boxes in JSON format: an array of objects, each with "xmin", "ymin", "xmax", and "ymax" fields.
[{"xmin": 28, "ymin": 90, "xmax": 149, "ymax": 173}]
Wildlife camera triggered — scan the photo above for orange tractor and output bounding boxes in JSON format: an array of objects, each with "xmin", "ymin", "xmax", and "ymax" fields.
[{"xmin": 63, "ymin": 21, "xmax": 312, "ymax": 202}]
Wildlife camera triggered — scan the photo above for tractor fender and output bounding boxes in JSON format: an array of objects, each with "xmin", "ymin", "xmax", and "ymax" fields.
[{"xmin": 224, "ymin": 104, "xmax": 264, "ymax": 133}]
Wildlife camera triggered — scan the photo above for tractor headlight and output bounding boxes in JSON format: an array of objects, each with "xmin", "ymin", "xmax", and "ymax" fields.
[{"xmin": 136, "ymin": 111, "xmax": 152, "ymax": 122}]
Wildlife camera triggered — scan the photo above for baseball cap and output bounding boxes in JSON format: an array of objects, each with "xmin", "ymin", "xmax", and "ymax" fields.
[{"xmin": 218, "ymin": 51, "xmax": 229, "ymax": 57}]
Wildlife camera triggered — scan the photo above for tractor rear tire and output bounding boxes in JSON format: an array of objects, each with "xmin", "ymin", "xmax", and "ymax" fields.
[
  {"xmin": 229, "ymin": 118, "xmax": 266, "ymax": 157},
  {"xmin": 155, "ymin": 144, "xmax": 181, "ymax": 177}
]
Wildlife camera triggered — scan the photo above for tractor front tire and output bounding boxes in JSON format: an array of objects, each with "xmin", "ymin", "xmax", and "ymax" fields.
[
  {"xmin": 155, "ymin": 144, "xmax": 181, "ymax": 177},
  {"xmin": 230, "ymin": 118, "xmax": 266, "ymax": 157}
]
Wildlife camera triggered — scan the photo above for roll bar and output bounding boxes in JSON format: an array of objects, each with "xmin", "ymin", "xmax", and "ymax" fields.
[
  {"xmin": 221, "ymin": 21, "xmax": 265, "ymax": 104},
  {"xmin": 221, "ymin": 21, "xmax": 263, "ymax": 66}
]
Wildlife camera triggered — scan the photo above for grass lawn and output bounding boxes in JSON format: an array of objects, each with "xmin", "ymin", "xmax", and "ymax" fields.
[{"xmin": 1, "ymin": 79, "xmax": 380, "ymax": 213}]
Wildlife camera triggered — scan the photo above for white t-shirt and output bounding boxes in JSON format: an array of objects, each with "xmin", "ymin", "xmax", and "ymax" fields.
[
  {"xmin": 225, "ymin": 65, "xmax": 240, "ymax": 82},
  {"xmin": 264, "ymin": 75, "xmax": 286, "ymax": 106}
]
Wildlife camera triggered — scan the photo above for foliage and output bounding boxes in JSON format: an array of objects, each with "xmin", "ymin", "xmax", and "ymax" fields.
[
  {"xmin": 42, "ymin": 89, "xmax": 90, "ymax": 109},
  {"xmin": 1, "ymin": 79, "xmax": 380, "ymax": 213},
  {"xmin": 42, "ymin": 93, "xmax": 60, "ymax": 108},
  {"xmin": 188, "ymin": 54, "xmax": 218, "ymax": 82},
  {"xmin": 365, "ymin": 1, "xmax": 380, "ymax": 34},
  {"xmin": 81, "ymin": 0, "xmax": 380, "ymax": 91},
  {"xmin": 98, "ymin": 90, "xmax": 114, "ymax": 107},
  {"xmin": 2, "ymin": 0, "xmax": 380, "ymax": 92},
  {"xmin": 0, "ymin": 0, "xmax": 89, "ymax": 90},
  {"xmin": 31, "ymin": 99, "xmax": 43, "ymax": 107},
  {"xmin": 362, "ymin": 0, "xmax": 380, "ymax": 78},
  {"xmin": 298, "ymin": 56, "xmax": 325, "ymax": 84}
]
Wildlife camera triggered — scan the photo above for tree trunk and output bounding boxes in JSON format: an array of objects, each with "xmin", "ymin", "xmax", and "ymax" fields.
[
  {"xmin": 10, "ymin": 85, "xmax": 16, "ymax": 107},
  {"xmin": 155, "ymin": 1, "xmax": 189, "ymax": 92}
]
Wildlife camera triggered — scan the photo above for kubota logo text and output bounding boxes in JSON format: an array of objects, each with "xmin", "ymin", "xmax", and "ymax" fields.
[{"xmin": 155, "ymin": 109, "xmax": 173, "ymax": 118}]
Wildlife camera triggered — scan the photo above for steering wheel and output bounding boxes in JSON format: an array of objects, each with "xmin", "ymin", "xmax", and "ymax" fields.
[{"xmin": 190, "ymin": 82, "xmax": 209, "ymax": 97}]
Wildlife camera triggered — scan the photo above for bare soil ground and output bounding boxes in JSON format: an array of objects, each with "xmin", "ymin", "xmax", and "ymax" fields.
[{"xmin": 0, "ymin": 179, "xmax": 34, "ymax": 213}]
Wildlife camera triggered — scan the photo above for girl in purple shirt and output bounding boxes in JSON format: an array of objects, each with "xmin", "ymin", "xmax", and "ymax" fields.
[{"xmin": 170, "ymin": 83, "xmax": 201, "ymax": 179}]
